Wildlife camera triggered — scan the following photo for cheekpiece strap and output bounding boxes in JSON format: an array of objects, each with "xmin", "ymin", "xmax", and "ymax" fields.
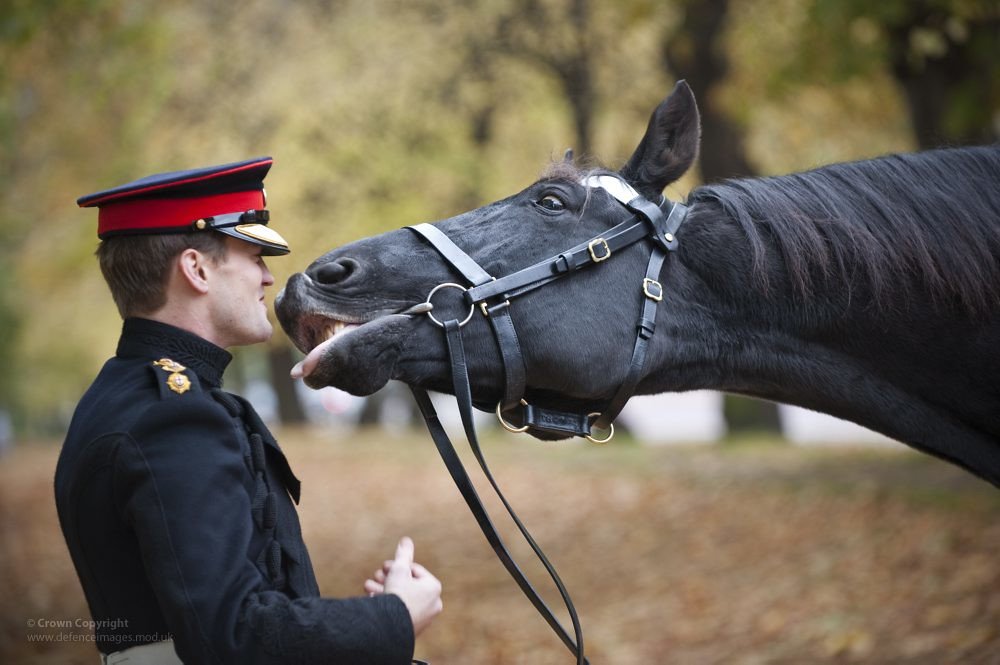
[{"xmin": 408, "ymin": 223, "xmax": 494, "ymax": 286}]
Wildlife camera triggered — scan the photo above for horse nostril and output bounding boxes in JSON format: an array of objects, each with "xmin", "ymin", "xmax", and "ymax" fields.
[{"xmin": 313, "ymin": 258, "xmax": 359, "ymax": 285}]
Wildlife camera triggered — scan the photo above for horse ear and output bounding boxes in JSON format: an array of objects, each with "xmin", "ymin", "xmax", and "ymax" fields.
[
  {"xmin": 563, "ymin": 148, "xmax": 574, "ymax": 163},
  {"xmin": 619, "ymin": 80, "xmax": 701, "ymax": 199}
]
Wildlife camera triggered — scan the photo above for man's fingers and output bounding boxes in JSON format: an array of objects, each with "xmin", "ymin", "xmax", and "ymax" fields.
[
  {"xmin": 364, "ymin": 579, "xmax": 384, "ymax": 596},
  {"xmin": 410, "ymin": 562, "xmax": 430, "ymax": 578}
]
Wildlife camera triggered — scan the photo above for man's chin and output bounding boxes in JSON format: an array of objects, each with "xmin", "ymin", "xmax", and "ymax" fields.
[
  {"xmin": 226, "ymin": 323, "xmax": 274, "ymax": 349},
  {"xmin": 256, "ymin": 323, "xmax": 274, "ymax": 345}
]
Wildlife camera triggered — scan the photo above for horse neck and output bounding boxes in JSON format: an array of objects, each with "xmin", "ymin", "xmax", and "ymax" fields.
[{"xmin": 637, "ymin": 170, "xmax": 1000, "ymax": 485}]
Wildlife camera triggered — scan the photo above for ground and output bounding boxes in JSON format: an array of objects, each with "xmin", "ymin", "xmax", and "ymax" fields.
[{"xmin": 1, "ymin": 425, "xmax": 998, "ymax": 664}]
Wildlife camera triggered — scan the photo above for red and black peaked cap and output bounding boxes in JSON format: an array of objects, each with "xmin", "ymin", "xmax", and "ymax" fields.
[{"xmin": 77, "ymin": 156, "xmax": 290, "ymax": 256}]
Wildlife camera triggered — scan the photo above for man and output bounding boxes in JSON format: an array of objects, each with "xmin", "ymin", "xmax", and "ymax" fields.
[{"xmin": 55, "ymin": 157, "xmax": 441, "ymax": 665}]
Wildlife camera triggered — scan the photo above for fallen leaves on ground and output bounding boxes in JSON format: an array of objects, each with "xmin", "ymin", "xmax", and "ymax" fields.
[{"xmin": 1, "ymin": 426, "xmax": 998, "ymax": 664}]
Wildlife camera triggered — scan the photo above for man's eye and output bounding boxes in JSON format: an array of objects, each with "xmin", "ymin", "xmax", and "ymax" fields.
[{"xmin": 537, "ymin": 194, "xmax": 566, "ymax": 212}]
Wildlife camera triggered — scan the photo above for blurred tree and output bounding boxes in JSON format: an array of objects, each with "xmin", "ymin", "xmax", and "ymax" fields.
[
  {"xmin": 664, "ymin": 0, "xmax": 782, "ymax": 435},
  {"xmin": 662, "ymin": 0, "xmax": 996, "ymax": 436},
  {"xmin": 2, "ymin": 0, "xmax": 988, "ymax": 436},
  {"xmin": 480, "ymin": 0, "xmax": 682, "ymax": 164},
  {"xmin": 268, "ymin": 346, "xmax": 307, "ymax": 425},
  {"xmin": 0, "ymin": 255, "xmax": 19, "ymax": 429},
  {"xmin": 1, "ymin": 0, "xmax": 175, "ymax": 432},
  {"xmin": 493, "ymin": 0, "xmax": 599, "ymax": 157},
  {"xmin": 794, "ymin": 0, "xmax": 998, "ymax": 148},
  {"xmin": 663, "ymin": 0, "xmax": 756, "ymax": 180}
]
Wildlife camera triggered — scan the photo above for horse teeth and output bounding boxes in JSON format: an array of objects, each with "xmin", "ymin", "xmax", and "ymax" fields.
[{"xmin": 318, "ymin": 320, "xmax": 357, "ymax": 345}]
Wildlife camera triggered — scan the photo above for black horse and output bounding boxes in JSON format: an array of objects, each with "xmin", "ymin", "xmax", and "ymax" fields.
[{"xmin": 276, "ymin": 81, "xmax": 1000, "ymax": 487}]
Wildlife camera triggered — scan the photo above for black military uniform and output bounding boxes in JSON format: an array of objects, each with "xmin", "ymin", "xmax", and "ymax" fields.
[{"xmin": 56, "ymin": 159, "xmax": 417, "ymax": 664}]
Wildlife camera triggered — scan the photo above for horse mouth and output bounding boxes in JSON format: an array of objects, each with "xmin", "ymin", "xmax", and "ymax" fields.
[
  {"xmin": 289, "ymin": 312, "xmax": 381, "ymax": 382},
  {"xmin": 276, "ymin": 272, "xmax": 424, "ymax": 393},
  {"xmin": 294, "ymin": 314, "xmax": 363, "ymax": 356},
  {"xmin": 279, "ymin": 300, "xmax": 416, "ymax": 395}
]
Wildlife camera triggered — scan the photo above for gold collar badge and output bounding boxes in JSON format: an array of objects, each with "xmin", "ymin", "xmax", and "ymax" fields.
[{"xmin": 153, "ymin": 358, "xmax": 192, "ymax": 395}]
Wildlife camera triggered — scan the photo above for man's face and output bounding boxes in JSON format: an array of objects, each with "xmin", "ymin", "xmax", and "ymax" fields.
[{"xmin": 207, "ymin": 237, "xmax": 276, "ymax": 348}]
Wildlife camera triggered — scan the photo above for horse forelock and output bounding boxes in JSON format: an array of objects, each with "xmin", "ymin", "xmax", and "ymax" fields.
[
  {"xmin": 539, "ymin": 160, "xmax": 636, "ymax": 219},
  {"xmin": 688, "ymin": 146, "xmax": 1000, "ymax": 317},
  {"xmin": 540, "ymin": 158, "xmax": 626, "ymax": 185},
  {"xmin": 540, "ymin": 159, "xmax": 586, "ymax": 182}
]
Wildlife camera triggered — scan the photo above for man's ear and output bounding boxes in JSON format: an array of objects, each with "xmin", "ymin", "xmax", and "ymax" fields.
[{"xmin": 176, "ymin": 248, "xmax": 211, "ymax": 294}]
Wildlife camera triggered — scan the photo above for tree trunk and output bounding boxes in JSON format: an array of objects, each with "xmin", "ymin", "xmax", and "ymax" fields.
[
  {"xmin": 886, "ymin": 11, "xmax": 999, "ymax": 149},
  {"xmin": 664, "ymin": 0, "xmax": 781, "ymax": 436},
  {"xmin": 268, "ymin": 345, "xmax": 307, "ymax": 425},
  {"xmin": 663, "ymin": 0, "xmax": 755, "ymax": 182}
]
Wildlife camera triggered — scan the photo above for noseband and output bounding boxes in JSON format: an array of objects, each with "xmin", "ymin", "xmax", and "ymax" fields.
[{"xmin": 405, "ymin": 176, "xmax": 689, "ymax": 664}]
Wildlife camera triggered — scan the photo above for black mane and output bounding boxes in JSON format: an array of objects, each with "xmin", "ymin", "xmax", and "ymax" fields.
[{"xmin": 688, "ymin": 146, "xmax": 1000, "ymax": 316}]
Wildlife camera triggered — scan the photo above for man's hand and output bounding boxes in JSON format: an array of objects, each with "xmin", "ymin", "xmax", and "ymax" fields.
[{"xmin": 364, "ymin": 537, "xmax": 443, "ymax": 636}]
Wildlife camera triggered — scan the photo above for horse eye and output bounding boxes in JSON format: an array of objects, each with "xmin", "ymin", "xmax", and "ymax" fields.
[{"xmin": 537, "ymin": 194, "xmax": 566, "ymax": 212}]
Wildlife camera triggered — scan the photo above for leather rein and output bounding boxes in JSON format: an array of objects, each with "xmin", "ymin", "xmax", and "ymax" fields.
[{"xmin": 406, "ymin": 175, "xmax": 689, "ymax": 663}]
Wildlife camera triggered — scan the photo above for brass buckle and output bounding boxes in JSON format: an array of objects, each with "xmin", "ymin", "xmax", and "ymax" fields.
[
  {"xmin": 477, "ymin": 277, "xmax": 508, "ymax": 317},
  {"xmin": 480, "ymin": 299, "xmax": 511, "ymax": 318},
  {"xmin": 642, "ymin": 278, "xmax": 663, "ymax": 302},
  {"xmin": 588, "ymin": 238, "xmax": 611, "ymax": 263}
]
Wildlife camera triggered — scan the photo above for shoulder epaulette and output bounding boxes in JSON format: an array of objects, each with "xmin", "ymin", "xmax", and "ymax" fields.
[{"xmin": 150, "ymin": 358, "xmax": 200, "ymax": 399}]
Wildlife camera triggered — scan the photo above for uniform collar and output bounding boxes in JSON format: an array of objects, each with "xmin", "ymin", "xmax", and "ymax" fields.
[{"xmin": 117, "ymin": 318, "xmax": 233, "ymax": 388}]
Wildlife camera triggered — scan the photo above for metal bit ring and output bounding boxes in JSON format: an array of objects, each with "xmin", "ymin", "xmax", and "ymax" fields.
[{"xmin": 424, "ymin": 283, "xmax": 475, "ymax": 328}]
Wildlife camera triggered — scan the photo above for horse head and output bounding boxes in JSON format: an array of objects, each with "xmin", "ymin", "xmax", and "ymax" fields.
[{"xmin": 276, "ymin": 81, "xmax": 701, "ymax": 428}]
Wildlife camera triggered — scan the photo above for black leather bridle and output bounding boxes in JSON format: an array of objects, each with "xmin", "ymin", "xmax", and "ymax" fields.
[{"xmin": 406, "ymin": 175, "xmax": 689, "ymax": 663}]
